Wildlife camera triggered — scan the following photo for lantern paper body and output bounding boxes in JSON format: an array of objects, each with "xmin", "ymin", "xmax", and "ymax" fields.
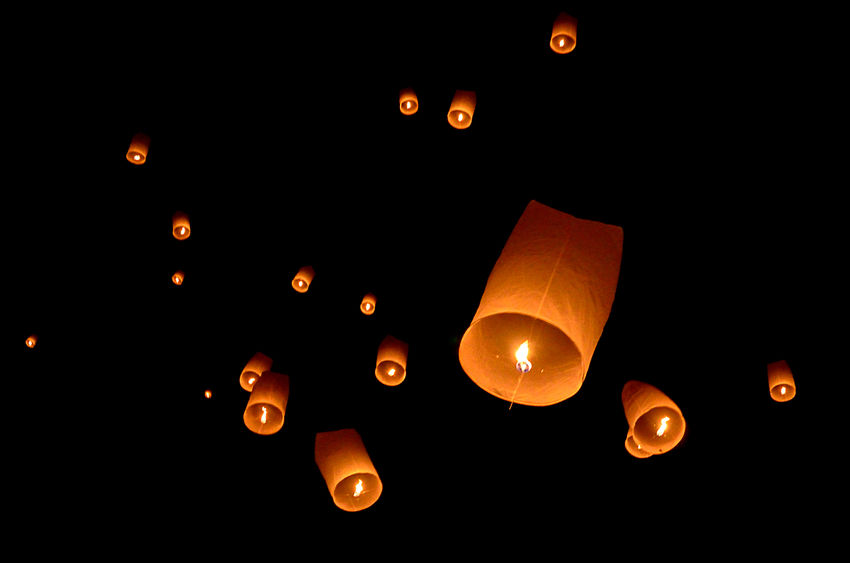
[
  {"xmin": 550, "ymin": 12, "xmax": 578, "ymax": 54},
  {"xmin": 240, "ymin": 352, "xmax": 273, "ymax": 392},
  {"xmin": 25, "ymin": 334, "xmax": 38, "ymax": 348},
  {"xmin": 360, "ymin": 293, "xmax": 377, "ymax": 315},
  {"xmin": 399, "ymin": 88, "xmax": 419, "ymax": 115},
  {"xmin": 172, "ymin": 271, "xmax": 185, "ymax": 285},
  {"xmin": 315, "ymin": 429, "xmax": 382, "ymax": 512},
  {"xmin": 126, "ymin": 133, "xmax": 150, "ymax": 164},
  {"xmin": 448, "ymin": 90, "xmax": 476, "ymax": 129},
  {"xmin": 622, "ymin": 380, "xmax": 686, "ymax": 455},
  {"xmin": 375, "ymin": 335, "xmax": 409, "ymax": 386},
  {"xmin": 292, "ymin": 266, "xmax": 315, "ymax": 293},
  {"xmin": 458, "ymin": 200, "xmax": 623, "ymax": 406},
  {"xmin": 172, "ymin": 211, "xmax": 191, "ymax": 240},
  {"xmin": 767, "ymin": 360, "xmax": 796, "ymax": 402},
  {"xmin": 625, "ymin": 428, "xmax": 652, "ymax": 459},
  {"xmin": 243, "ymin": 371, "xmax": 289, "ymax": 435}
]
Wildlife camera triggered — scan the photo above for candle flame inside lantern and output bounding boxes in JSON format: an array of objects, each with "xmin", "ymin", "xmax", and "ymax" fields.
[
  {"xmin": 260, "ymin": 406, "xmax": 268, "ymax": 424},
  {"xmin": 780, "ymin": 386, "xmax": 786, "ymax": 395},
  {"xmin": 26, "ymin": 338, "xmax": 35, "ymax": 348},
  {"xmin": 387, "ymin": 368, "xmax": 396, "ymax": 376},
  {"xmin": 179, "ymin": 226, "xmax": 186, "ymax": 235},
  {"xmin": 515, "ymin": 340, "xmax": 532, "ymax": 373},
  {"xmin": 247, "ymin": 377, "xmax": 256, "ymax": 386},
  {"xmin": 134, "ymin": 154, "xmax": 140, "ymax": 161},
  {"xmin": 365, "ymin": 303, "xmax": 371, "ymax": 310},
  {"xmin": 406, "ymin": 101, "xmax": 411, "ymax": 109},
  {"xmin": 204, "ymin": 390, "xmax": 212, "ymax": 399},
  {"xmin": 657, "ymin": 416, "xmax": 670, "ymax": 437},
  {"xmin": 457, "ymin": 113, "xmax": 464, "ymax": 122},
  {"xmin": 353, "ymin": 479, "xmax": 364, "ymax": 497},
  {"xmin": 559, "ymin": 38, "xmax": 565, "ymax": 47}
]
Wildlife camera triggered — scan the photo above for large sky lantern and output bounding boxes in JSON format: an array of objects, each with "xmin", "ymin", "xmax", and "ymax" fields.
[
  {"xmin": 360, "ymin": 293, "xmax": 377, "ymax": 315},
  {"xmin": 243, "ymin": 371, "xmax": 289, "ymax": 435},
  {"xmin": 550, "ymin": 12, "xmax": 578, "ymax": 54},
  {"xmin": 458, "ymin": 200, "xmax": 623, "ymax": 406},
  {"xmin": 399, "ymin": 87, "xmax": 419, "ymax": 115},
  {"xmin": 172, "ymin": 211, "xmax": 191, "ymax": 240},
  {"xmin": 375, "ymin": 335, "xmax": 409, "ymax": 386},
  {"xmin": 239, "ymin": 352, "xmax": 273, "ymax": 392},
  {"xmin": 315, "ymin": 428, "xmax": 383, "ymax": 512},
  {"xmin": 622, "ymin": 380, "xmax": 686, "ymax": 455},
  {"xmin": 125, "ymin": 132, "xmax": 150, "ymax": 165},
  {"xmin": 767, "ymin": 360, "xmax": 796, "ymax": 402},
  {"xmin": 447, "ymin": 90, "xmax": 476, "ymax": 129},
  {"xmin": 291, "ymin": 266, "xmax": 315, "ymax": 293}
]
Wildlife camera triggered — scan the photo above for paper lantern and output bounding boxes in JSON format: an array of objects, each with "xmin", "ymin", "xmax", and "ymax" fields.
[
  {"xmin": 447, "ymin": 90, "xmax": 476, "ymax": 129},
  {"xmin": 315, "ymin": 428, "xmax": 383, "ymax": 512},
  {"xmin": 292, "ymin": 266, "xmax": 315, "ymax": 293},
  {"xmin": 375, "ymin": 335, "xmax": 408, "ymax": 386},
  {"xmin": 399, "ymin": 88, "xmax": 419, "ymax": 115},
  {"xmin": 25, "ymin": 334, "xmax": 38, "ymax": 348},
  {"xmin": 239, "ymin": 352, "xmax": 273, "ymax": 392},
  {"xmin": 172, "ymin": 211, "xmax": 191, "ymax": 240},
  {"xmin": 622, "ymin": 380, "xmax": 686, "ymax": 455},
  {"xmin": 458, "ymin": 200, "xmax": 623, "ymax": 406},
  {"xmin": 625, "ymin": 427, "xmax": 652, "ymax": 459},
  {"xmin": 126, "ymin": 132, "xmax": 150, "ymax": 164},
  {"xmin": 550, "ymin": 12, "xmax": 578, "ymax": 54},
  {"xmin": 767, "ymin": 360, "xmax": 796, "ymax": 402},
  {"xmin": 360, "ymin": 293, "xmax": 377, "ymax": 315},
  {"xmin": 172, "ymin": 270, "xmax": 185, "ymax": 285},
  {"xmin": 204, "ymin": 390, "xmax": 212, "ymax": 399},
  {"xmin": 243, "ymin": 371, "xmax": 289, "ymax": 435}
]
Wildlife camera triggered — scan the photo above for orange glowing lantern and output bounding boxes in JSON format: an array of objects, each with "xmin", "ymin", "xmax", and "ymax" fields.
[
  {"xmin": 360, "ymin": 293, "xmax": 377, "ymax": 315},
  {"xmin": 126, "ymin": 132, "xmax": 150, "ymax": 165},
  {"xmin": 622, "ymin": 380, "xmax": 686, "ymax": 455},
  {"xmin": 625, "ymin": 427, "xmax": 652, "ymax": 459},
  {"xmin": 399, "ymin": 88, "xmax": 419, "ymax": 115},
  {"xmin": 550, "ymin": 12, "xmax": 577, "ymax": 54},
  {"xmin": 239, "ymin": 352, "xmax": 273, "ymax": 392},
  {"xmin": 292, "ymin": 266, "xmax": 315, "ymax": 293},
  {"xmin": 448, "ymin": 90, "xmax": 476, "ymax": 129},
  {"xmin": 767, "ymin": 360, "xmax": 796, "ymax": 402},
  {"xmin": 315, "ymin": 428, "xmax": 383, "ymax": 512},
  {"xmin": 172, "ymin": 211, "xmax": 191, "ymax": 240},
  {"xmin": 458, "ymin": 200, "xmax": 623, "ymax": 406},
  {"xmin": 25, "ymin": 334, "xmax": 38, "ymax": 348},
  {"xmin": 172, "ymin": 270, "xmax": 185, "ymax": 285},
  {"xmin": 243, "ymin": 371, "xmax": 289, "ymax": 435},
  {"xmin": 375, "ymin": 335, "xmax": 408, "ymax": 386},
  {"xmin": 204, "ymin": 390, "xmax": 212, "ymax": 399}
]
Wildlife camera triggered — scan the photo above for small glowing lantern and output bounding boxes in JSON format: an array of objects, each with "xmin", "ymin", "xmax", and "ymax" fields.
[
  {"xmin": 204, "ymin": 390, "xmax": 212, "ymax": 399},
  {"xmin": 375, "ymin": 334, "xmax": 409, "ymax": 386},
  {"xmin": 239, "ymin": 352, "xmax": 273, "ymax": 392},
  {"xmin": 126, "ymin": 132, "xmax": 150, "ymax": 165},
  {"xmin": 625, "ymin": 427, "xmax": 652, "ymax": 459},
  {"xmin": 767, "ymin": 360, "xmax": 796, "ymax": 402},
  {"xmin": 448, "ymin": 90, "xmax": 476, "ymax": 130},
  {"xmin": 360, "ymin": 293, "xmax": 377, "ymax": 315},
  {"xmin": 172, "ymin": 270, "xmax": 185, "ymax": 285},
  {"xmin": 399, "ymin": 88, "xmax": 419, "ymax": 115},
  {"xmin": 621, "ymin": 380, "xmax": 686, "ymax": 455},
  {"xmin": 458, "ymin": 200, "xmax": 623, "ymax": 406},
  {"xmin": 172, "ymin": 211, "xmax": 191, "ymax": 240},
  {"xmin": 315, "ymin": 428, "xmax": 383, "ymax": 512},
  {"xmin": 243, "ymin": 371, "xmax": 289, "ymax": 435},
  {"xmin": 292, "ymin": 266, "xmax": 315, "ymax": 293},
  {"xmin": 25, "ymin": 334, "xmax": 38, "ymax": 348},
  {"xmin": 550, "ymin": 12, "xmax": 578, "ymax": 54}
]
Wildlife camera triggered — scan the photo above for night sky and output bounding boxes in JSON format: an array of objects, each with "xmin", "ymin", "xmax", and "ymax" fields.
[{"xmin": 9, "ymin": 3, "xmax": 834, "ymax": 554}]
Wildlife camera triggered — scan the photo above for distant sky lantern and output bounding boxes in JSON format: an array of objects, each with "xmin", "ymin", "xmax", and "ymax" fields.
[
  {"xmin": 625, "ymin": 427, "xmax": 652, "ymax": 459},
  {"xmin": 375, "ymin": 334, "xmax": 409, "ymax": 386},
  {"xmin": 172, "ymin": 270, "xmax": 185, "ymax": 286},
  {"xmin": 360, "ymin": 293, "xmax": 377, "ymax": 315},
  {"xmin": 25, "ymin": 334, "xmax": 38, "ymax": 348},
  {"xmin": 292, "ymin": 266, "xmax": 315, "ymax": 293},
  {"xmin": 243, "ymin": 371, "xmax": 289, "ymax": 435},
  {"xmin": 767, "ymin": 360, "xmax": 796, "ymax": 402},
  {"xmin": 622, "ymin": 380, "xmax": 686, "ymax": 455},
  {"xmin": 458, "ymin": 200, "xmax": 623, "ymax": 406},
  {"xmin": 172, "ymin": 211, "xmax": 191, "ymax": 240},
  {"xmin": 447, "ymin": 90, "xmax": 476, "ymax": 129},
  {"xmin": 315, "ymin": 428, "xmax": 383, "ymax": 512},
  {"xmin": 204, "ymin": 390, "xmax": 212, "ymax": 399},
  {"xmin": 239, "ymin": 352, "xmax": 273, "ymax": 392},
  {"xmin": 399, "ymin": 87, "xmax": 419, "ymax": 115},
  {"xmin": 550, "ymin": 12, "xmax": 578, "ymax": 54},
  {"xmin": 126, "ymin": 132, "xmax": 151, "ymax": 165}
]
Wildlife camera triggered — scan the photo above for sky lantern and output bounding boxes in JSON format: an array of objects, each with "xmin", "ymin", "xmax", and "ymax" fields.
[
  {"xmin": 458, "ymin": 200, "xmax": 623, "ymax": 406},
  {"xmin": 625, "ymin": 427, "xmax": 652, "ymax": 459},
  {"xmin": 767, "ymin": 360, "xmax": 796, "ymax": 402},
  {"xmin": 172, "ymin": 211, "xmax": 191, "ymax": 240},
  {"xmin": 315, "ymin": 428, "xmax": 383, "ymax": 512},
  {"xmin": 375, "ymin": 335, "xmax": 408, "ymax": 386},
  {"xmin": 622, "ymin": 380, "xmax": 686, "ymax": 455},
  {"xmin": 203, "ymin": 389, "xmax": 212, "ymax": 399},
  {"xmin": 292, "ymin": 266, "xmax": 315, "ymax": 293},
  {"xmin": 360, "ymin": 293, "xmax": 377, "ymax": 315},
  {"xmin": 171, "ymin": 270, "xmax": 185, "ymax": 285},
  {"xmin": 399, "ymin": 88, "xmax": 419, "ymax": 115},
  {"xmin": 25, "ymin": 334, "xmax": 38, "ymax": 348},
  {"xmin": 550, "ymin": 12, "xmax": 577, "ymax": 54},
  {"xmin": 126, "ymin": 132, "xmax": 150, "ymax": 164},
  {"xmin": 239, "ymin": 352, "xmax": 273, "ymax": 392},
  {"xmin": 447, "ymin": 90, "xmax": 476, "ymax": 129},
  {"xmin": 243, "ymin": 371, "xmax": 289, "ymax": 435}
]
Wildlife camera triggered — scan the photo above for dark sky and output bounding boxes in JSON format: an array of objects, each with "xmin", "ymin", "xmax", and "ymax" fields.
[{"xmin": 8, "ymin": 3, "xmax": 834, "ymax": 554}]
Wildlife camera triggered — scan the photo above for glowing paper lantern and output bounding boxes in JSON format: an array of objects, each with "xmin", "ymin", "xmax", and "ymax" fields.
[
  {"xmin": 767, "ymin": 360, "xmax": 796, "ymax": 402},
  {"xmin": 172, "ymin": 270, "xmax": 185, "ymax": 285},
  {"xmin": 458, "ymin": 200, "xmax": 623, "ymax": 406},
  {"xmin": 126, "ymin": 132, "xmax": 150, "ymax": 165},
  {"xmin": 315, "ymin": 428, "xmax": 383, "ymax": 512},
  {"xmin": 239, "ymin": 352, "xmax": 273, "ymax": 392},
  {"xmin": 375, "ymin": 335, "xmax": 408, "ymax": 386},
  {"xmin": 243, "ymin": 371, "xmax": 289, "ymax": 435},
  {"xmin": 625, "ymin": 427, "xmax": 652, "ymax": 459},
  {"xmin": 25, "ymin": 334, "xmax": 38, "ymax": 348},
  {"xmin": 204, "ymin": 390, "xmax": 212, "ymax": 399},
  {"xmin": 399, "ymin": 88, "xmax": 419, "ymax": 115},
  {"xmin": 447, "ymin": 90, "xmax": 476, "ymax": 129},
  {"xmin": 550, "ymin": 12, "xmax": 577, "ymax": 54},
  {"xmin": 622, "ymin": 380, "xmax": 686, "ymax": 455},
  {"xmin": 292, "ymin": 266, "xmax": 315, "ymax": 293},
  {"xmin": 360, "ymin": 293, "xmax": 377, "ymax": 315},
  {"xmin": 172, "ymin": 211, "xmax": 191, "ymax": 240}
]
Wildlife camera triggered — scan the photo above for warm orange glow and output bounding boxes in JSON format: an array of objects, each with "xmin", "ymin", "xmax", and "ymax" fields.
[
  {"xmin": 315, "ymin": 429, "xmax": 383, "ymax": 512},
  {"xmin": 375, "ymin": 334, "xmax": 408, "ymax": 386},
  {"xmin": 387, "ymin": 368, "xmax": 396, "ymax": 376},
  {"xmin": 448, "ymin": 90, "xmax": 476, "ymax": 130},
  {"xmin": 292, "ymin": 266, "xmax": 315, "ymax": 293},
  {"xmin": 247, "ymin": 377, "xmax": 256, "ymax": 386},
  {"xmin": 657, "ymin": 416, "xmax": 670, "ymax": 437},
  {"xmin": 406, "ymin": 101, "xmax": 411, "ymax": 109},
  {"xmin": 457, "ymin": 113, "xmax": 464, "ymax": 122},
  {"xmin": 26, "ymin": 335, "xmax": 37, "ymax": 348},
  {"xmin": 172, "ymin": 211, "xmax": 191, "ymax": 240},
  {"xmin": 243, "ymin": 371, "xmax": 289, "ymax": 435},
  {"xmin": 399, "ymin": 88, "xmax": 418, "ymax": 115},
  {"xmin": 515, "ymin": 340, "xmax": 531, "ymax": 373},
  {"xmin": 550, "ymin": 12, "xmax": 577, "ymax": 54},
  {"xmin": 204, "ymin": 390, "xmax": 212, "ymax": 399},
  {"xmin": 260, "ymin": 406, "xmax": 268, "ymax": 424},
  {"xmin": 360, "ymin": 293, "xmax": 377, "ymax": 315},
  {"xmin": 353, "ymin": 479, "xmax": 364, "ymax": 497},
  {"xmin": 240, "ymin": 352, "xmax": 273, "ymax": 392},
  {"xmin": 780, "ymin": 386, "xmax": 786, "ymax": 395},
  {"xmin": 172, "ymin": 271, "xmax": 184, "ymax": 285},
  {"xmin": 126, "ymin": 132, "xmax": 150, "ymax": 165},
  {"xmin": 622, "ymin": 380, "xmax": 686, "ymax": 455},
  {"xmin": 559, "ymin": 38, "xmax": 565, "ymax": 47},
  {"xmin": 767, "ymin": 360, "xmax": 796, "ymax": 402}
]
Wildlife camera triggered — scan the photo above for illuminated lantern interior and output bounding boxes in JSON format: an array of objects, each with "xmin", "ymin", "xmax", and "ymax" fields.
[
  {"xmin": 243, "ymin": 371, "xmax": 289, "ymax": 435},
  {"xmin": 622, "ymin": 380, "xmax": 686, "ymax": 455},
  {"xmin": 767, "ymin": 359, "xmax": 796, "ymax": 402},
  {"xmin": 375, "ymin": 334, "xmax": 409, "ymax": 386},
  {"xmin": 172, "ymin": 211, "xmax": 191, "ymax": 240},
  {"xmin": 239, "ymin": 352, "xmax": 273, "ymax": 392},
  {"xmin": 550, "ymin": 12, "xmax": 577, "ymax": 54},
  {"xmin": 360, "ymin": 293, "xmax": 377, "ymax": 315},
  {"xmin": 172, "ymin": 270, "xmax": 185, "ymax": 285},
  {"xmin": 625, "ymin": 427, "xmax": 652, "ymax": 459},
  {"xmin": 315, "ymin": 428, "xmax": 383, "ymax": 512},
  {"xmin": 292, "ymin": 266, "xmax": 315, "ymax": 293},
  {"xmin": 126, "ymin": 132, "xmax": 151, "ymax": 165},
  {"xmin": 26, "ymin": 334, "xmax": 38, "ymax": 348},
  {"xmin": 447, "ymin": 90, "xmax": 476, "ymax": 130},
  {"xmin": 399, "ymin": 87, "xmax": 419, "ymax": 115}
]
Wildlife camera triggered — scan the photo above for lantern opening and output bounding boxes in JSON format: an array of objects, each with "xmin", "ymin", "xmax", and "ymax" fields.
[
  {"xmin": 333, "ymin": 473, "xmax": 382, "ymax": 512},
  {"xmin": 245, "ymin": 402, "xmax": 283, "ymax": 435},
  {"xmin": 552, "ymin": 34, "xmax": 575, "ymax": 52},
  {"xmin": 633, "ymin": 406, "xmax": 684, "ymax": 453},
  {"xmin": 377, "ymin": 360, "xmax": 405, "ymax": 382}
]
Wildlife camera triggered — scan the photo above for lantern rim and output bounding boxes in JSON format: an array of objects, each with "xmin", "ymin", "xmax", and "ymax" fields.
[
  {"xmin": 332, "ymin": 472, "xmax": 383, "ymax": 512},
  {"xmin": 770, "ymin": 384, "xmax": 796, "ymax": 402},
  {"xmin": 243, "ymin": 402, "xmax": 285, "ymax": 435},
  {"xmin": 632, "ymin": 406, "xmax": 686, "ymax": 454},
  {"xmin": 550, "ymin": 34, "xmax": 576, "ymax": 53},
  {"xmin": 375, "ymin": 360, "xmax": 406, "ymax": 386}
]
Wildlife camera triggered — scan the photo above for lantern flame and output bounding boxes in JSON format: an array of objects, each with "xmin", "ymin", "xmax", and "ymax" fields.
[
  {"xmin": 457, "ymin": 113, "xmax": 464, "ymax": 122},
  {"xmin": 406, "ymin": 101, "xmax": 411, "ymax": 109},
  {"xmin": 387, "ymin": 368, "xmax": 396, "ymax": 376},
  {"xmin": 247, "ymin": 377, "xmax": 256, "ymax": 386},
  {"xmin": 133, "ymin": 154, "xmax": 140, "ymax": 161},
  {"xmin": 657, "ymin": 416, "xmax": 670, "ymax": 437},
  {"xmin": 204, "ymin": 390, "xmax": 212, "ymax": 399},
  {"xmin": 780, "ymin": 386, "xmax": 786, "ymax": 395},
  {"xmin": 353, "ymin": 479, "xmax": 364, "ymax": 497},
  {"xmin": 364, "ymin": 303, "xmax": 371, "ymax": 310},
  {"xmin": 260, "ymin": 406, "xmax": 268, "ymax": 424},
  {"xmin": 515, "ymin": 340, "xmax": 532, "ymax": 373},
  {"xmin": 559, "ymin": 38, "xmax": 565, "ymax": 47}
]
